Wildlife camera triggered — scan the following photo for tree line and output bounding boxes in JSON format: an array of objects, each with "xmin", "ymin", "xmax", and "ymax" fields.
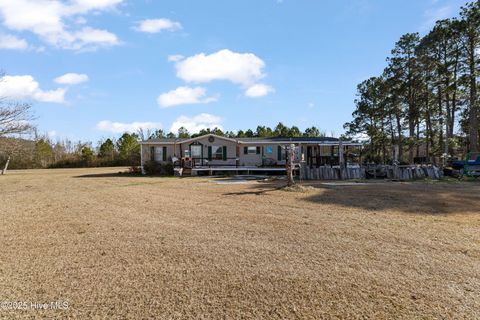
[
  {"xmin": 0, "ymin": 132, "xmax": 142, "ymax": 170},
  {"xmin": 344, "ymin": 1, "xmax": 480, "ymax": 164},
  {"xmin": 1, "ymin": 119, "xmax": 327, "ymax": 170},
  {"xmin": 145, "ymin": 123, "xmax": 327, "ymax": 140}
]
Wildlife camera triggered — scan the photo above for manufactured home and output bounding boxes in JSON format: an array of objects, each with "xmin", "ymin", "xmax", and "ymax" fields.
[{"xmin": 140, "ymin": 134, "xmax": 362, "ymax": 176}]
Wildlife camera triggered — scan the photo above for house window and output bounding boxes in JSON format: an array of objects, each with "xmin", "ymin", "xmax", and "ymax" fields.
[
  {"xmin": 212, "ymin": 146, "xmax": 223, "ymax": 160},
  {"xmin": 279, "ymin": 146, "xmax": 287, "ymax": 160},
  {"xmin": 278, "ymin": 145, "xmax": 299, "ymax": 161},
  {"xmin": 191, "ymin": 145, "xmax": 202, "ymax": 158},
  {"xmin": 265, "ymin": 146, "xmax": 273, "ymax": 154},
  {"xmin": 247, "ymin": 146, "xmax": 257, "ymax": 154},
  {"xmin": 154, "ymin": 147, "xmax": 163, "ymax": 161}
]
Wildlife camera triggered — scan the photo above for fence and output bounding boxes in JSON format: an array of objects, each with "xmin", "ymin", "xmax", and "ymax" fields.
[
  {"xmin": 300, "ymin": 166, "xmax": 366, "ymax": 180},
  {"xmin": 384, "ymin": 165, "xmax": 442, "ymax": 180},
  {"xmin": 300, "ymin": 165, "xmax": 442, "ymax": 181}
]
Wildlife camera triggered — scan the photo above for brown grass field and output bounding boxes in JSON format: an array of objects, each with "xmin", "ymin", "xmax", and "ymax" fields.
[{"xmin": 0, "ymin": 168, "xmax": 479, "ymax": 319}]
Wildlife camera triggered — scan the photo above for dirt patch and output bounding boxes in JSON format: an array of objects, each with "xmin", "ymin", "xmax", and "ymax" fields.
[
  {"xmin": 281, "ymin": 184, "xmax": 316, "ymax": 193},
  {"xmin": 0, "ymin": 168, "xmax": 479, "ymax": 319}
]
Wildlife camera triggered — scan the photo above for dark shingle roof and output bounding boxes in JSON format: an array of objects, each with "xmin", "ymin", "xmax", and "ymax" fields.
[
  {"xmin": 142, "ymin": 138, "xmax": 185, "ymax": 143},
  {"xmin": 236, "ymin": 137, "xmax": 339, "ymax": 143}
]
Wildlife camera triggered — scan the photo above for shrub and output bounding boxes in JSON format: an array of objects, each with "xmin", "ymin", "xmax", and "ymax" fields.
[
  {"xmin": 143, "ymin": 160, "xmax": 174, "ymax": 176},
  {"xmin": 129, "ymin": 166, "xmax": 142, "ymax": 174},
  {"xmin": 162, "ymin": 163, "xmax": 174, "ymax": 176}
]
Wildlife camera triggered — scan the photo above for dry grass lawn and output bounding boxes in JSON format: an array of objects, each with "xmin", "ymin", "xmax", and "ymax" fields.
[{"xmin": 0, "ymin": 168, "xmax": 479, "ymax": 319}]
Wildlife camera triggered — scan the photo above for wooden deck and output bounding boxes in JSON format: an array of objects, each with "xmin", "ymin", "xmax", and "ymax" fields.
[{"xmin": 175, "ymin": 166, "xmax": 289, "ymax": 176}]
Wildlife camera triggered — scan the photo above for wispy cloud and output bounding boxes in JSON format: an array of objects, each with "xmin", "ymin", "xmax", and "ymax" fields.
[
  {"xmin": 54, "ymin": 73, "xmax": 89, "ymax": 85},
  {"xmin": 96, "ymin": 120, "xmax": 162, "ymax": 134},
  {"xmin": 245, "ymin": 84, "xmax": 275, "ymax": 98},
  {"xmin": 157, "ymin": 86, "xmax": 217, "ymax": 108},
  {"xmin": 170, "ymin": 113, "xmax": 222, "ymax": 134},
  {"xmin": 421, "ymin": 2, "xmax": 456, "ymax": 32},
  {"xmin": 0, "ymin": 33, "xmax": 28, "ymax": 50},
  {"xmin": 134, "ymin": 18, "xmax": 182, "ymax": 33}
]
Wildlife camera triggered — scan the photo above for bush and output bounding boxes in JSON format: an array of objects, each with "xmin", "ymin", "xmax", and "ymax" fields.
[
  {"xmin": 143, "ymin": 160, "xmax": 174, "ymax": 176},
  {"xmin": 162, "ymin": 163, "xmax": 174, "ymax": 176},
  {"xmin": 129, "ymin": 166, "xmax": 142, "ymax": 174}
]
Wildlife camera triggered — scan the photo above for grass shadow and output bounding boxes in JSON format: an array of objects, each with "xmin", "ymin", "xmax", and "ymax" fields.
[
  {"xmin": 305, "ymin": 182, "xmax": 480, "ymax": 214},
  {"xmin": 74, "ymin": 172, "xmax": 144, "ymax": 178},
  {"xmin": 224, "ymin": 179, "xmax": 480, "ymax": 215}
]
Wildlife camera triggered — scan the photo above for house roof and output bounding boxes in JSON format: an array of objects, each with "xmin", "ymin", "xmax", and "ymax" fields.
[
  {"xmin": 140, "ymin": 134, "xmax": 361, "ymax": 145},
  {"xmin": 236, "ymin": 137, "xmax": 339, "ymax": 143},
  {"xmin": 142, "ymin": 138, "xmax": 180, "ymax": 143}
]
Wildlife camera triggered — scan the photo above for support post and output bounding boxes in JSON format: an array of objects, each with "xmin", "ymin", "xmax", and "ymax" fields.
[
  {"xmin": 339, "ymin": 140, "xmax": 345, "ymax": 180},
  {"xmin": 286, "ymin": 144, "xmax": 295, "ymax": 187},
  {"xmin": 140, "ymin": 144, "xmax": 145, "ymax": 174}
]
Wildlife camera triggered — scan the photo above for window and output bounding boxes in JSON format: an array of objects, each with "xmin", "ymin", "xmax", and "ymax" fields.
[
  {"xmin": 279, "ymin": 146, "xmax": 287, "ymax": 161},
  {"xmin": 212, "ymin": 146, "xmax": 223, "ymax": 160},
  {"xmin": 278, "ymin": 145, "xmax": 299, "ymax": 161},
  {"xmin": 247, "ymin": 146, "xmax": 257, "ymax": 154},
  {"xmin": 265, "ymin": 146, "xmax": 273, "ymax": 154},
  {"xmin": 191, "ymin": 145, "xmax": 202, "ymax": 158},
  {"xmin": 154, "ymin": 147, "xmax": 163, "ymax": 161}
]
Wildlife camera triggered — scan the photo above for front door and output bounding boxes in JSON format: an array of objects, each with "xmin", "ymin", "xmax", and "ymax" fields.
[{"xmin": 190, "ymin": 144, "xmax": 203, "ymax": 166}]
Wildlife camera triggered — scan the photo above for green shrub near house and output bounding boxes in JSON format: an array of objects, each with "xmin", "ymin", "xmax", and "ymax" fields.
[{"xmin": 143, "ymin": 160, "xmax": 174, "ymax": 176}]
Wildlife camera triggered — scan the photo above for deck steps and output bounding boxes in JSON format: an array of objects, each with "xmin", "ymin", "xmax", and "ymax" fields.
[{"xmin": 182, "ymin": 168, "xmax": 192, "ymax": 177}]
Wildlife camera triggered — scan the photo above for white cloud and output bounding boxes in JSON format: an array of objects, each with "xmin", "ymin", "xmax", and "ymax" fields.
[
  {"xmin": 0, "ymin": 0, "xmax": 123, "ymax": 51},
  {"xmin": 170, "ymin": 113, "xmax": 223, "ymax": 134},
  {"xmin": 0, "ymin": 33, "xmax": 28, "ymax": 50},
  {"xmin": 175, "ymin": 49, "xmax": 266, "ymax": 87},
  {"xmin": 73, "ymin": 27, "xmax": 118, "ymax": 49},
  {"xmin": 167, "ymin": 54, "xmax": 184, "ymax": 62},
  {"xmin": 48, "ymin": 130, "xmax": 57, "ymax": 137},
  {"xmin": 134, "ymin": 18, "xmax": 182, "ymax": 33},
  {"xmin": 96, "ymin": 120, "xmax": 162, "ymax": 134},
  {"xmin": 68, "ymin": 0, "xmax": 123, "ymax": 12},
  {"xmin": 245, "ymin": 84, "xmax": 274, "ymax": 98},
  {"xmin": 0, "ymin": 75, "xmax": 66, "ymax": 103},
  {"xmin": 54, "ymin": 73, "xmax": 89, "ymax": 85},
  {"xmin": 157, "ymin": 86, "xmax": 217, "ymax": 108}
]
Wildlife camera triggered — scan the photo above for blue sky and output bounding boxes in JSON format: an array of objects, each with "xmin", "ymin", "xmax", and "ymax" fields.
[{"xmin": 0, "ymin": 0, "xmax": 467, "ymax": 142}]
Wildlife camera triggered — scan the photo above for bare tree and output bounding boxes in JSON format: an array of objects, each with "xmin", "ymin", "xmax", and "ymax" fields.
[{"xmin": 0, "ymin": 101, "xmax": 35, "ymax": 174}]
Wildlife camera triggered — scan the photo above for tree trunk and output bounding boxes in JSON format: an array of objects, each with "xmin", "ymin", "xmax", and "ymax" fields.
[
  {"xmin": 445, "ymin": 90, "xmax": 451, "ymax": 158},
  {"xmin": 416, "ymin": 121, "xmax": 420, "ymax": 160},
  {"xmin": 450, "ymin": 48, "xmax": 460, "ymax": 154},
  {"xmin": 408, "ymin": 121, "xmax": 415, "ymax": 164},
  {"xmin": 395, "ymin": 112, "xmax": 403, "ymax": 161},
  {"xmin": 424, "ymin": 83, "xmax": 436, "ymax": 164},
  {"xmin": 468, "ymin": 37, "xmax": 478, "ymax": 152},
  {"xmin": 437, "ymin": 84, "xmax": 444, "ymax": 155},
  {"xmin": 1, "ymin": 156, "xmax": 11, "ymax": 175}
]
